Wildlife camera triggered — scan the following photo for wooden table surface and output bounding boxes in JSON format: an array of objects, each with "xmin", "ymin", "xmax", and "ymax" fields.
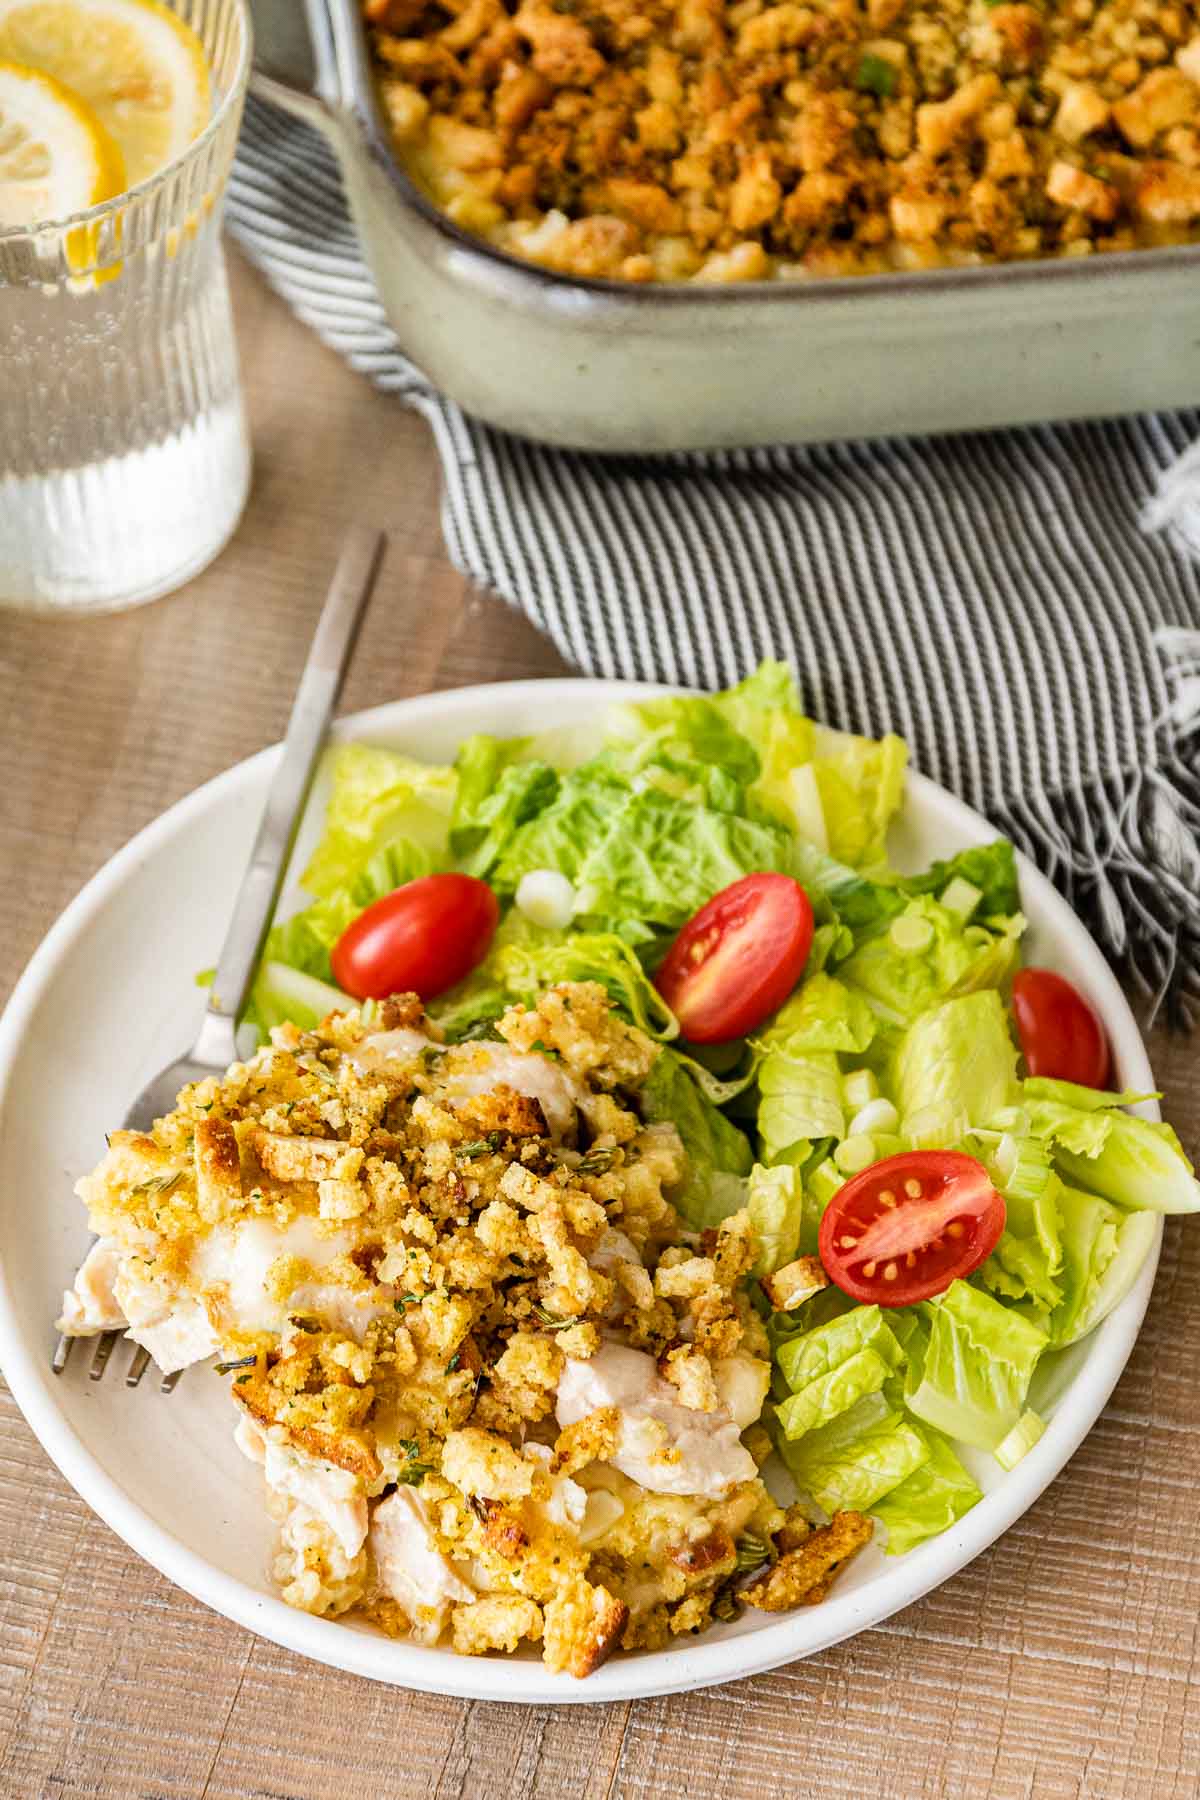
[{"xmin": 3, "ymin": 250, "xmax": 1200, "ymax": 1800}]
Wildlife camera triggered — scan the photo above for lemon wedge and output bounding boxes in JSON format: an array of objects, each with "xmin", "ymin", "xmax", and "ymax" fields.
[
  {"xmin": 0, "ymin": 0, "xmax": 211, "ymax": 190},
  {"xmin": 0, "ymin": 59, "xmax": 125, "ymax": 226}
]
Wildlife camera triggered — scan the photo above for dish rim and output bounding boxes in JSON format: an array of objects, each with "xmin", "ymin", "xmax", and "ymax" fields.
[{"xmin": 0, "ymin": 676, "xmax": 1162, "ymax": 1704}]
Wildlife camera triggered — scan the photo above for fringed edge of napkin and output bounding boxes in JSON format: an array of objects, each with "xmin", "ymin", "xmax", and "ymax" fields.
[{"xmin": 996, "ymin": 752, "xmax": 1200, "ymax": 1030}]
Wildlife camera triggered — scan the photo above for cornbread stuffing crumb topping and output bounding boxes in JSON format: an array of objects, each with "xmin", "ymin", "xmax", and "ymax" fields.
[
  {"xmin": 60, "ymin": 983, "xmax": 870, "ymax": 1672},
  {"xmin": 363, "ymin": 0, "xmax": 1200, "ymax": 279}
]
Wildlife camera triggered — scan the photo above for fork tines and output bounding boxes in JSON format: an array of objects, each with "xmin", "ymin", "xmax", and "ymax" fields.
[{"xmin": 52, "ymin": 1330, "xmax": 183, "ymax": 1392}]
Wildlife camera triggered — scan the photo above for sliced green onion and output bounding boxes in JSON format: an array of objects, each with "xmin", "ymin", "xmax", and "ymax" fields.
[
  {"xmin": 871, "ymin": 1132, "xmax": 906, "ymax": 1160},
  {"xmin": 903, "ymin": 1102, "xmax": 967, "ymax": 1150},
  {"xmin": 889, "ymin": 914, "xmax": 935, "ymax": 953},
  {"xmin": 807, "ymin": 1157, "xmax": 844, "ymax": 1206},
  {"xmin": 939, "ymin": 876, "xmax": 983, "ymax": 919},
  {"xmin": 995, "ymin": 1409, "xmax": 1046, "ymax": 1470},
  {"xmin": 843, "ymin": 1068, "xmax": 879, "ymax": 1112},
  {"xmin": 835, "ymin": 1133, "xmax": 877, "ymax": 1175},
  {"xmin": 848, "ymin": 1097, "xmax": 900, "ymax": 1137},
  {"xmin": 989, "ymin": 1131, "xmax": 1053, "ymax": 1201}
]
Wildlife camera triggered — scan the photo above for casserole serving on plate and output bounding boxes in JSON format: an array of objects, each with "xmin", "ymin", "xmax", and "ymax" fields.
[{"xmin": 252, "ymin": 0, "xmax": 1200, "ymax": 450}]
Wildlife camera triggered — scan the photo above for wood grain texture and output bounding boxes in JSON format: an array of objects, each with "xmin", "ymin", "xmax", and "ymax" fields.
[{"xmin": 2, "ymin": 249, "xmax": 1199, "ymax": 1800}]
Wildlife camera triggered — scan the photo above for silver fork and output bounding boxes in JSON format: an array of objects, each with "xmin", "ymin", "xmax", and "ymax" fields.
[{"xmin": 52, "ymin": 526, "xmax": 386, "ymax": 1391}]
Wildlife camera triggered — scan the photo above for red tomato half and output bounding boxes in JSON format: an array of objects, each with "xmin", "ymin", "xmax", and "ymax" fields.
[
  {"xmin": 1012, "ymin": 967, "xmax": 1110, "ymax": 1088},
  {"xmin": 819, "ymin": 1151, "xmax": 1006, "ymax": 1307},
  {"xmin": 331, "ymin": 873, "xmax": 499, "ymax": 1002},
  {"xmin": 653, "ymin": 873, "xmax": 815, "ymax": 1044}
]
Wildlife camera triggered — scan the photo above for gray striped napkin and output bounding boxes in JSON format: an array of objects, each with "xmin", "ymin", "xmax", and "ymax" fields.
[{"xmin": 227, "ymin": 95, "xmax": 1200, "ymax": 1020}]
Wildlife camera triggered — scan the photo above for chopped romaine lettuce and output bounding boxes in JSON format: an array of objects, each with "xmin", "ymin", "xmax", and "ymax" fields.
[
  {"xmin": 248, "ymin": 961, "xmax": 355, "ymax": 1035},
  {"xmin": 757, "ymin": 973, "xmax": 877, "ymax": 1057},
  {"xmin": 994, "ymin": 1409, "xmax": 1046, "ymax": 1471},
  {"xmin": 604, "ymin": 694, "xmax": 761, "ymax": 790},
  {"xmin": 639, "ymin": 1047, "xmax": 753, "ymax": 1229},
  {"xmin": 493, "ymin": 929, "xmax": 678, "ymax": 1040},
  {"xmin": 747, "ymin": 1163, "xmax": 804, "ymax": 1276},
  {"xmin": 894, "ymin": 990, "xmax": 1019, "ymax": 1143},
  {"xmin": 301, "ymin": 744, "xmax": 456, "ymax": 899},
  {"xmin": 493, "ymin": 761, "xmax": 631, "ymax": 894},
  {"xmin": 778, "ymin": 1397, "xmax": 931, "ymax": 1514},
  {"xmin": 573, "ymin": 786, "xmax": 794, "ymax": 929},
  {"xmin": 872, "ymin": 1425, "xmax": 983, "ymax": 1553},
  {"xmin": 708, "ymin": 661, "xmax": 908, "ymax": 867},
  {"xmin": 1019, "ymin": 1081, "xmax": 1200, "ymax": 1214},
  {"xmin": 758, "ymin": 1049, "xmax": 844, "ymax": 1166},
  {"xmin": 902, "ymin": 839, "xmax": 1021, "ymax": 918},
  {"xmin": 775, "ymin": 1304, "xmax": 906, "ymax": 1437},
  {"xmin": 1048, "ymin": 1185, "xmax": 1159, "ymax": 1345},
  {"xmin": 451, "ymin": 752, "xmax": 558, "ymax": 878},
  {"xmin": 905, "ymin": 1280, "xmax": 1048, "ymax": 1450},
  {"xmin": 840, "ymin": 897, "xmax": 1023, "ymax": 1025},
  {"xmin": 975, "ymin": 1134, "xmax": 1064, "ymax": 1310}
]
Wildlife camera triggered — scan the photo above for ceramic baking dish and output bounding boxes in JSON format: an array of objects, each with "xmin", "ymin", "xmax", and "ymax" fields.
[{"xmin": 251, "ymin": 0, "xmax": 1200, "ymax": 452}]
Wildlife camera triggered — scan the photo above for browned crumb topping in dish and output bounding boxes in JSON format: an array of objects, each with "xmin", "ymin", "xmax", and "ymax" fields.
[
  {"xmin": 363, "ymin": 0, "xmax": 1200, "ymax": 280},
  {"xmin": 59, "ymin": 983, "xmax": 871, "ymax": 1674}
]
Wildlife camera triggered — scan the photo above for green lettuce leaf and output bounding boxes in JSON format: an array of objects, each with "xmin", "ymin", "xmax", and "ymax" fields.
[
  {"xmin": 709, "ymin": 662, "xmax": 907, "ymax": 867},
  {"xmin": 301, "ymin": 744, "xmax": 456, "ymax": 899},
  {"xmin": 777, "ymin": 1395, "xmax": 931, "ymax": 1514},
  {"xmin": 903, "ymin": 840, "xmax": 1022, "ymax": 918},
  {"xmin": 747, "ymin": 1163, "xmax": 803, "ymax": 1276},
  {"xmin": 573, "ymin": 785, "xmax": 794, "ymax": 929},
  {"xmin": 775, "ymin": 1305, "xmax": 906, "ymax": 1438},
  {"xmin": 872, "ymin": 1426, "xmax": 983, "ymax": 1554},
  {"xmin": 975, "ymin": 1135, "xmax": 1064, "ymax": 1310},
  {"xmin": 757, "ymin": 973, "xmax": 877, "ymax": 1057},
  {"xmin": 492, "ymin": 761, "xmax": 631, "ymax": 893},
  {"xmin": 604, "ymin": 695, "xmax": 761, "ymax": 791},
  {"xmin": 639, "ymin": 1047, "xmax": 753, "ymax": 1229},
  {"xmin": 758, "ymin": 1050, "xmax": 844, "ymax": 1165},
  {"xmin": 450, "ymin": 739, "xmax": 559, "ymax": 878},
  {"xmin": 841, "ymin": 897, "xmax": 1023, "ymax": 1026},
  {"xmin": 1049, "ymin": 1184, "xmax": 1160, "ymax": 1346},
  {"xmin": 894, "ymin": 990, "xmax": 1019, "ymax": 1143},
  {"xmin": 905, "ymin": 1280, "xmax": 1048, "ymax": 1450},
  {"xmin": 1019, "ymin": 1083, "xmax": 1200, "ymax": 1214},
  {"xmin": 248, "ymin": 962, "xmax": 355, "ymax": 1035},
  {"xmin": 493, "ymin": 929, "xmax": 678, "ymax": 1040}
]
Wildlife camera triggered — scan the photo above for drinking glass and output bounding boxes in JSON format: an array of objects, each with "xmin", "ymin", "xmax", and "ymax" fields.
[{"xmin": 0, "ymin": 0, "xmax": 252, "ymax": 613}]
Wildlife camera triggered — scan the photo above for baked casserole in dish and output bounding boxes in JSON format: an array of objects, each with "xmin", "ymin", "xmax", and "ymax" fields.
[
  {"xmin": 364, "ymin": 0, "xmax": 1200, "ymax": 283},
  {"xmin": 253, "ymin": 0, "xmax": 1200, "ymax": 448}
]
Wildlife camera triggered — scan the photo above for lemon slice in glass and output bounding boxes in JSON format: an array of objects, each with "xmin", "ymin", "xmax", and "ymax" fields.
[
  {"xmin": 0, "ymin": 0, "xmax": 211, "ymax": 189},
  {"xmin": 0, "ymin": 59, "xmax": 125, "ymax": 226}
]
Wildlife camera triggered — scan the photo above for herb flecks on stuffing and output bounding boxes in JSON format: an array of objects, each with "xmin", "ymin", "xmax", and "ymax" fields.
[
  {"xmin": 66, "ymin": 983, "xmax": 872, "ymax": 1671},
  {"xmin": 364, "ymin": 0, "xmax": 1200, "ymax": 280}
]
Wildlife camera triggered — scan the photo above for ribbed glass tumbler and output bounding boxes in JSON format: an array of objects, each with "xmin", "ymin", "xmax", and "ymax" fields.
[{"xmin": 0, "ymin": 0, "xmax": 252, "ymax": 613}]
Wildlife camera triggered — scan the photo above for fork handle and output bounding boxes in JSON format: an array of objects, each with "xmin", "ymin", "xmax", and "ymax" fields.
[{"xmin": 192, "ymin": 526, "xmax": 386, "ymax": 1067}]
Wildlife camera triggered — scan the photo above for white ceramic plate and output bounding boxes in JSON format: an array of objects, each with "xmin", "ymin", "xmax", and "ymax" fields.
[{"xmin": 0, "ymin": 680, "xmax": 1162, "ymax": 1704}]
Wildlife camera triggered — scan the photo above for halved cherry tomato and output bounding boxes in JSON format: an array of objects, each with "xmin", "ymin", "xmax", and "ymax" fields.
[
  {"xmin": 819, "ymin": 1150, "xmax": 1006, "ymax": 1307},
  {"xmin": 653, "ymin": 873, "xmax": 814, "ymax": 1044},
  {"xmin": 1012, "ymin": 967, "xmax": 1110, "ymax": 1088},
  {"xmin": 331, "ymin": 873, "xmax": 499, "ymax": 1002}
]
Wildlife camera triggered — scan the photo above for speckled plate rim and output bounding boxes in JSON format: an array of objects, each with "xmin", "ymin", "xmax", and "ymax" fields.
[{"xmin": 0, "ymin": 679, "xmax": 1161, "ymax": 1704}]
